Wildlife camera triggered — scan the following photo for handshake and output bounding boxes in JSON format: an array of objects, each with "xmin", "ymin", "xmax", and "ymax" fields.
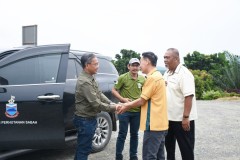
[
  {"xmin": 110, "ymin": 102, "xmax": 130, "ymax": 114},
  {"xmin": 110, "ymin": 98, "xmax": 133, "ymax": 114}
]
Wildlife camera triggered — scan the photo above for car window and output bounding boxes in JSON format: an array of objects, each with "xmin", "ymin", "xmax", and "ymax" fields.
[
  {"xmin": 98, "ymin": 58, "xmax": 118, "ymax": 74},
  {"xmin": 74, "ymin": 55, "xmax": 117, "ymax": 75},
  {"xmin": 75, "ymin": 61, "xmax": 83, "ymax": 76},
  {"xmin": 67, "ymin": 59, "xmax": 77, "ymax": 79},
  {"xmin": 0, "ymin": 54, "xmax": 61, "ymax": 85}
]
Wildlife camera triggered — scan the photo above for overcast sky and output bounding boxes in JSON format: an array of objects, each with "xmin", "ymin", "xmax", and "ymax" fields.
[{"xmin": 1, "ymin": 0, "xmax": 240, "ymax": 66}]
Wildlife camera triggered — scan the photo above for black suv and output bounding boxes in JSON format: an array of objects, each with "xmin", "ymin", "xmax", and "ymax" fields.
[{"xmin": 0, "ymin": 44, "xmax": 119, "ymax": 159}]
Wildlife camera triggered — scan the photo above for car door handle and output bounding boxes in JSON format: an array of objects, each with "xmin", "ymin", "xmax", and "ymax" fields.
[
  {"xmin": 0, "ymin": 87, "xmax": 7, "ymax": 93},
  {"xmin": 37, "ymin": 95, "xmax": 60, "ymax": 100}
]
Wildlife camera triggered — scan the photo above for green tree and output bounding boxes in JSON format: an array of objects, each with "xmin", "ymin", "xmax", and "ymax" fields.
[
  {"xmin": 184, "ymin": 51, "xmax": 228, "ymax": 75},
  {"xmin": 184, "ymin": 51, "xmax": 240, "ymax": 97},
  {"xmin": 112, "ymin": 49, "xmax": 141, "ymax": 75},
  {"xmin": 184, "ymin": 51, "xmax": 206, "ymax": 70},
  {"xmin": 215, "ymin": 52, "xmax": 240, "ymax": 94},
  {"xmin": 208, "ymin": 52, "xmax": 229, "ymax": 76}
]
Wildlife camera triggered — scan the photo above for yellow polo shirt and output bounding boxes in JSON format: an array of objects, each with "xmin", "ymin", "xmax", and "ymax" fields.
[{"xmin": 140, "ymin": 68, "xmax": 168, "ymax": 131}]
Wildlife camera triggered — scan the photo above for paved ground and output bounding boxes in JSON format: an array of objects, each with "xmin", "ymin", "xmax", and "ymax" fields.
[{"xmin": 8, "ymin": 100, "xmax": 240, "ymax": 160}]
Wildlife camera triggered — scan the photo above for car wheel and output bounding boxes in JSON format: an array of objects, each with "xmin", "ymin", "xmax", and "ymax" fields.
[{"xmin": 91, "ymin": 112, "xmax": 112, "ymax": 152}]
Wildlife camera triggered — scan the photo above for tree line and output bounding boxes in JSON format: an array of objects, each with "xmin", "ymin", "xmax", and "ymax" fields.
[{"xmin": 112, "ymin": 49, "xmax": 240, "ymax": 100}]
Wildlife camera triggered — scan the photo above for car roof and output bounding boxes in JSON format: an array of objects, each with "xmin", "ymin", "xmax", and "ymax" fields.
[
  {"xmin": 0, "ymin": 46, "xmax": 31, "ymax": 60},
  {"xmin": 0, "ymin": 44, "xmax": 112, "ymax": 61},
  {"xmin": 70, "ymin": 50, "xmax": 112, "ymax": 61}
]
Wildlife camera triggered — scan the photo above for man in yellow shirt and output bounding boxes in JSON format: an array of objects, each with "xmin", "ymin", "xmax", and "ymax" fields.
[{"xmin": 117, "ymin": 52, "xmax": 168, "ymax": 160}]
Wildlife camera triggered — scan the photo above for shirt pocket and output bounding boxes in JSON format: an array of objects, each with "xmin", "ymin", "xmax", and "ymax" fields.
[{"xmin": 168, "ymin": 78, "xmax": 179, "ymax": 89}]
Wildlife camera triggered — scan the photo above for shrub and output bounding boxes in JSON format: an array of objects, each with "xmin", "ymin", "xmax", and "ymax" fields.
[
  {"xmin": 202, "ymin": 90, "xmax": 222, "ymax": 100},
  {"xmin": 191, "ymin": 70, "xmax": 216, "ymax": 99}
]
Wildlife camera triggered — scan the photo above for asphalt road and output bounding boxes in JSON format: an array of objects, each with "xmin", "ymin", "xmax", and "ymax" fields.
[{"xmin": 8, "ymin": 100, "xmax": 240, "ymax": 160}]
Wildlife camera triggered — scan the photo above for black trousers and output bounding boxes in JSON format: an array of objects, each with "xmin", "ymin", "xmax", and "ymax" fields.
[{"xmin": 165, "ymin": 120, "xmax": 195, "ymax": 160}]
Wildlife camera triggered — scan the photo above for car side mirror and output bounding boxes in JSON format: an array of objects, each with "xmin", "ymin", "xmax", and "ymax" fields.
[{"xmin": 0, "ymin": 76, "xmax": 8, "ymax": 85}]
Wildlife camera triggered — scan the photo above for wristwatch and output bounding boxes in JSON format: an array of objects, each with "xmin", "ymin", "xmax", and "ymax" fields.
[{"xmin": 183, "ymin": 115, "xmax": 189, "ymax": 119}]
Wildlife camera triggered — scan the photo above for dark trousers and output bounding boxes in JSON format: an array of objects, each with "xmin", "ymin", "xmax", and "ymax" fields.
[
  {"xmin": 116, "ymin": 112, "xmax": 140, "ymax": 160},
  {"xmin": 142, "ymin": 130, "xmax": 168, "ymax": 160},
  {"xmin": 165, "ymin": 120, "xmax": 195, "ymax": 160},
  {"xmin": 73, "ymin": 116, "xmax": 97, "ymax": 160}
]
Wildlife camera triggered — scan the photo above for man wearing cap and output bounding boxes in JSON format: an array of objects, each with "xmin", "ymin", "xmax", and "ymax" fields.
[{"xmin": 112, "ymin": 58, "xmax": 145, "ymax": 160}]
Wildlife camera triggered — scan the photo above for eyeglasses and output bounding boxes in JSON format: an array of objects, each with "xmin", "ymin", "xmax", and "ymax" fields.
[{"xmin": 88, "ymin": 63, "xmax": 99, "ymax": 67}]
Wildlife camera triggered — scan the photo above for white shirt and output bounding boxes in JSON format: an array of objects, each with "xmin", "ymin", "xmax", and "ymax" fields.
[{"xmin": 163, "ymin": 64, "xmax": 198, "ymax": 121}]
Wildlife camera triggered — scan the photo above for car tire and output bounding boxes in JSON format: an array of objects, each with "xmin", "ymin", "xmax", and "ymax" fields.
[{"xmin": 91, "ymin": 112, "xmax": 113, "ymax": 153}]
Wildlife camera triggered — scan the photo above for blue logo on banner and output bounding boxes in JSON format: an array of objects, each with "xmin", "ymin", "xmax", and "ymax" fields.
[{"xmin": 5, "ymin": 96, "xmax": 19, "ymax": 118}]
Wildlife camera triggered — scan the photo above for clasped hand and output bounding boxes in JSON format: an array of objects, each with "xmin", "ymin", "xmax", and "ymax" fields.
[{"xmin": 115, "ymin": 103, "xmax": 128, "ymax": 114}]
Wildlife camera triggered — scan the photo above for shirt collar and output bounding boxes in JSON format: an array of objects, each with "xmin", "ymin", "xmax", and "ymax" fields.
[
  {"xmin": 167, "ymin": 64, "xmax": 182, "ymax": 75},
  {"xmin": 146, "ymin": 68, "xmax": 157, "ymax": 77},
  {"xmin": 127, "ymin": 72, "xmax": 139, "ymax": 80},
  {"xmin": 82, "ymin": 70, "xmax": 95, "ymax": 81},
  {"xmin": 174, "ymin": 64, "xmax": 182, "ymax": 73}
]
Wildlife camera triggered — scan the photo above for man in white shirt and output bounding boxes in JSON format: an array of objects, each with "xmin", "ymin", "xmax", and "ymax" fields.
[{"xmin": 163, "ymin": 48, "xmax": 198, "ymax": 160}]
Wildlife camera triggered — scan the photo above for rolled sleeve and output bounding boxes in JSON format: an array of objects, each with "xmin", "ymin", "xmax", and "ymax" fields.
[
  {"xmin": 180, "ymin": 73, "xmax": 195, "ymax": 97},
  {"xmin": 114, "ymin": 75, "xmax": 124, "ymax": 90}
]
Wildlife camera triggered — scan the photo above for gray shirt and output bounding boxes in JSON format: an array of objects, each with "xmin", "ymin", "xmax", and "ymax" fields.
[{"xmin": 75, "ymin": 71, "xmax": 116, "ymax": 117}]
